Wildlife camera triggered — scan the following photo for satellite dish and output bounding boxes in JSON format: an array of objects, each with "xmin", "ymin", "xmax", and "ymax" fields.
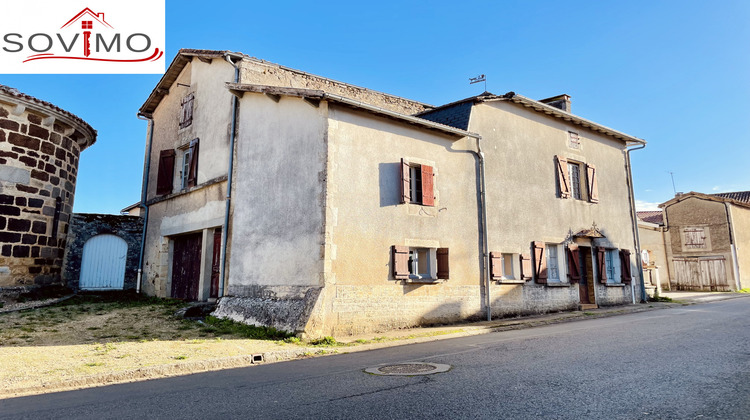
[{"xmin": 641, "ymin": 249, "xmax": 650, "ymax": 266}]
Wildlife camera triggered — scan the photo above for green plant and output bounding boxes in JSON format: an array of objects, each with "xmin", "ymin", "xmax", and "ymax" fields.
[
  {"xmin": 284, "ymin": 336, "xmax": 301, "ymax": 344},
  {"xmin": 309, "ymin": 336, "xmax": 338, "ymax": 346},
  {"xmin": 202, "ymin": 316, "xmax": 293, "ymax": 340},
  {"xmin": 737, "ymin": 288, "xmax": 750, "ymax": 294}
]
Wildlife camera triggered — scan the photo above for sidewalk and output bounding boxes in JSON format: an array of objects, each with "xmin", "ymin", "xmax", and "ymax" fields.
[{"xmin": 2, "ymin": 292, "xmax": 747, "ymax": 399}]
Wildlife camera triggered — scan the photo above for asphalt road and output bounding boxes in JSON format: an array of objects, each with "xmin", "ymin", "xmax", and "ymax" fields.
[{"xmin": 2, "ymin": 297, "xmax": 749, "ymax": 420}]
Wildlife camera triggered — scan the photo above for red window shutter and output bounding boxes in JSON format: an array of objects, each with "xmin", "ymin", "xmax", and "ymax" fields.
[
  {"xmin": 490, "ymin": 252, "xmax": 502, "ymax": 280},
  {"xmin": 392, "ymin": 246, "xmax": 410, "ymax": 279},
  {"xmin": 156, "ymin": 149, "xmax": 175, "ymax": 196},
  {"xmin": 567, "ymin": 243, "xmax": 581, "ymax": 282},
  {"xmin": 421, "ymin": 165, "xmax": 435, "ymax": 206},
  {"xmin": 597, "ymin": 247, "xmax": 607, "ymax": 283},
  {"xmin": 620, "ymin": 249, "xmax": 632, "ymax": 284},
  {"xmin": 520, "ymin": 254, "xmax": 532, "ymax": 281},
  {"xmin": 533, "ymin": 241, "xmax": 547, "ymax": 283},
  {"xmin": 400, "ymin": 159, "xmax": 411, "ymax": 204},
  {"xmin": 556, "ymin": 156, "xmax": 570, "ymax": 199},
  {"xmin": 437, "ymin": 248, "xmax": 449, "ymax": 279},
  {"xmin": 587, "ymin": 163, "xmax": 599, "ymax": 203},
  {"xmin": 187, "ymin": 139, "xmax": 199, "ymax": 188}
]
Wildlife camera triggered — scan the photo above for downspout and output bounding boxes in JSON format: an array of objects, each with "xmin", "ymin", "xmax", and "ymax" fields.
[
  {"xmin": 470, "ymin": 136, "xmax": 491, "ymax": 321},
  {"xmin": 135, "ymin": 113, "xmax": 155, "ymax": 294},
  {"xmin": 724, "ymin": 203, "xmax": 742, "ymax": 290},
  {"xmin": 218, "ymin": 53, "xmax": 241, "ymax": 298},
  {"xmin": 625, "ymin": 143, "xmax": 646, "ymax": 303}
]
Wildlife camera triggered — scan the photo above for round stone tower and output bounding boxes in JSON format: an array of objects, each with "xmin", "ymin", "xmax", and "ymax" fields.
[{"xmin": 0, "ymin": 85, "xmax": 96, "ymax": 288}]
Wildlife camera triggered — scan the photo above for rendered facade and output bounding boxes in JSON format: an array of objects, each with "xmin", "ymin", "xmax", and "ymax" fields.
[{"xmin": 137, "ymin": 49, "xmax": 646, "ymax": 336}]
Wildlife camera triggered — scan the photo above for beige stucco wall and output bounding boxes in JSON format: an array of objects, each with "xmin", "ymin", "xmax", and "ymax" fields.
[
  {"xmin": 638, "ymin": 222, "xmax": 670, "ymax": 290},
  {"xmin": 141, "ymin": 58, "xmax": 236, "ymax": 297},
  {"xmin": 471, "ymin": 102, "xmax": 639, "ymax": 308},
  {"xmin": 320, "ymin": 105, "xmax": 481, "ymax": 335},
  {"xmin": 728, "ymin": 205, "xmax": 750, "ymax": 289}
]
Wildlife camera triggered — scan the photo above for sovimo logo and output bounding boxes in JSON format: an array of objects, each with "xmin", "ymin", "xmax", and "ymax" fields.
[{"xmin": 1, "ymin": 1, "xmax": 165, "ymax": 74}]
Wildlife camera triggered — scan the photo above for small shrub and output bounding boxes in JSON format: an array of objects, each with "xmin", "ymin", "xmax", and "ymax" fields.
[
  {"xmin": 203, "ymin": 316, "xmax": 293, "ymax": 340},
  {"xmin": 284, "ymin": 336, "xmax": 301, "ymax": 344},
  {"xmin": 310, "ymin": 336, "xmax": 337, "ymax": 346}
]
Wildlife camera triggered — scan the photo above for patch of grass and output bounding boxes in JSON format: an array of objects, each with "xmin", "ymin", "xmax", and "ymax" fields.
[
  {"xmin": 283, "ymin": 336, "xmax": 301, "ymax": 344},
  {"xmin": 202, "ymin": 316, "xmax": 293, "ymax": 340},
  {"xmin": 309, "ymin": 336, "xmax": 338, "ymax": 346},
  {"xmin": 172, "ymin": 355, "xmax": 188, "ymax": 360},
  {"xmin": 84, "ymin": 362, "xmax": 104, "ymax": 367},
  {"xmin": 737, "ymin": 288, "xmax": 750, "ymax": 294},
  {"xmin": 583, "ymin": 312, "xmax": 596, "ymax": 316}
]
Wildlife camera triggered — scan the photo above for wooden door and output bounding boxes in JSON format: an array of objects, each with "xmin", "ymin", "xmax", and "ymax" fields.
[
  {"xmin": 171, "ymin": 232, "xmax": 203, "ymax": 300},
  {"xmin": 79, "ymin": 234, "xmax": 127, "ymax": 290},
  {"xmin": 578, "ymin": 246, "xmax": 596, "ymax": 304},
  {"xmin": 673, "ymin": 256, "xmax": 728, "ymax": 291},
  {"xmin": 210, "ymin": 229, "xmax": 222, "ymax": 298}
]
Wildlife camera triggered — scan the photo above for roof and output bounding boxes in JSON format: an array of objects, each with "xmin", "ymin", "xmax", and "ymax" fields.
[
  {"xmin": 139, "ymin": 49, "xmax": 433, "ymax": 117},
  {"xmin": 226, "ymin": 83, "xmax": 479, "ymax": 139},
  {"xmin": 660, "ymin": 191, "xmax": 750, "ymax": 210},
  {"xmin": 0, "ymin": 84, "xmax": 97, "ymax": 150},
  {"xmin": 418, "ymin": 91, "xmax": 645, "ymax": 145},
  {"xmin": 637, "ymin": 211, "xmax": 664, "ymax": 225},
  {"xmin": 712, "ymin": 191, "xmax": 750, "ymax": 204}
]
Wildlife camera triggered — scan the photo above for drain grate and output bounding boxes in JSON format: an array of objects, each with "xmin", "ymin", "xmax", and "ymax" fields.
[{"xmin": 365, "ymin": 362, "xmax": 451, "ymax": 376}]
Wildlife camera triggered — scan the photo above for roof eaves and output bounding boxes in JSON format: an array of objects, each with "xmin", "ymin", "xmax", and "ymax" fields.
[
  {"xmin": 226, "ymin": 83, "xmax": 479, "ymax": 139},
  {"xmin": 659, "ymin": 191, "xmax": 750, "ymax": 210},
  {"xmin": 483, "ymin": 93, "xmax": 646, "ymax": 146}
]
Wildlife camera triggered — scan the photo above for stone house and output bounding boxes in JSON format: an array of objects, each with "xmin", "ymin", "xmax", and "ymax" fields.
[
  {"xmin": 0, "ymin": 85, "xmax": 96, "ymax": 289},
  {"xmin": 136, "ymin": 49, "xmax": 646, "ymax": 336},
  {"xmin": 636, "ymin": 210, "xmax": 670, "ymax": 292},
  {"xmin": 656, "ymin": 192, "xmax": 749, "ymax": 291}
]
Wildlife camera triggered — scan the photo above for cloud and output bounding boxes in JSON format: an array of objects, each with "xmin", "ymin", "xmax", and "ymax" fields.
[
  {"xmin": 635, "ymin": 200, "xmax": 661, "ymax": 211},
  {"xmin": 712, "ymin": 186, "xmax": 720, "ymax": 191}
]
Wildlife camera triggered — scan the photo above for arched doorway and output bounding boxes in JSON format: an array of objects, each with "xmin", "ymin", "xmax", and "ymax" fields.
[{"xmin": 79, "ymin": 234, "xmax": 128, "ymax": 290}]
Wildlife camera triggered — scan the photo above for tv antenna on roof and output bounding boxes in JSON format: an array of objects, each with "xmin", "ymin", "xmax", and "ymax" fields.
[
  {"xmin": 469, "ymin": 74, "xmax": 486, "ymax": 91},
  {"xmin": 668, "ymin": 171, "xmax": 677, "ymax": 194}
]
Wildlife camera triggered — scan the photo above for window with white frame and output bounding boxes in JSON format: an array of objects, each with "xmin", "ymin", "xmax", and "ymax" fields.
[
  {"xmin": 546, "ymin": 244, "xmax": 561, "ymax": 281},
  {"xmin": 400, "ymin": 159, "xmax": 435, "ymax": 206},
  {"xmin": 568, "ymin": 162, "xmax": 583, "ymax": 200},
  {"xmin": 180, "ymin": 147, "xmax": 192, "ymax": 190},
  {"xmin": 408, "ymin": 248, "xmax": 433, "ymax": 279},
  {"xmin": 502, "ymin": 253, "xmax": 515, "ymax": 279},
  {"xmin": 597, "ymin": 247, "xmax": 621, "ymax": 284},
  {"xmin": 491, "ymin": 252, "xmax": 517, "ymax": 281}
]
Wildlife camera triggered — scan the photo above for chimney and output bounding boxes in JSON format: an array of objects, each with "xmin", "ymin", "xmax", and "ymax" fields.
[
  {"xmin": 98, "ymin": 13, "xmax": 104, "ymax": 20},
  {"xmin": 539, "ymin": 94, "xmax": 571, "ymax": 113}
]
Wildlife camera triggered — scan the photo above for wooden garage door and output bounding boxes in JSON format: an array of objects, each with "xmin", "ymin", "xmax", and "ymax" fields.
[
  {"xmin": 673, "ymin": 256, "xmax": 729, "ymax": 291},
  {"xmin": 171, "ymin": 232, "xmax": 203, "ymax": 300},
  {"xmin": 79, "ymin": 234, "xmax": 128, "ymax": 290}
]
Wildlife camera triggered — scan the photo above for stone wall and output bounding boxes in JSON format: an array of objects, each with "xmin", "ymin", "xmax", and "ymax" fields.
[
  {"xmin": 0, "ymin": 86, "xmax": 95, "ymax": 287},
  {"xmin": 63, "ymin": 213, "xmax": 144, "ymax": 291}
]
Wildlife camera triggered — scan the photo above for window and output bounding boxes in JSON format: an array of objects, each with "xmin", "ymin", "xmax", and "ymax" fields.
[
  {"xmin": 392, "ymin": 246, "xmax": 448, "ymax": 281},
  {"xmin": 556, "ymin": 155, "xmax": 598, "ymax": 203},
  {"xmin": 81, "ymin": 21, "xmax": 93, "ymax": 30},
  {"xmin": 596, "ymin": 247, "xmax": 620, "ymax": 284},
  {"xmin": 683, "ymin": 227, "xmax": 707, "ymax": 249},
  {"xmin": 180, "ymin": 93, "xmax": 194, "ymax": 129},
  {"xmin": 568, "ymin": 162, "xmax": 582, "ymax": 200},
  {"xmin": 547, "ymin": 245, "xmax": 560, "ymax": 281},
  {"xmin": 490, "ymin": 252, "xmax": 516, "ymax": 280},
  {"xmin": 568, "ymin": 131, "xmax": 580, "ymax": 149},
  {"xmin": 179, "ymin": 139, "xmax": 199, "ymax": 190},
  {"xmin": 532, "ymin": 242, "xmax": 568, "ymax": 284},
  {"xmin": 400, "ymin": 159, "xmax": 435, "ymax": 206}
]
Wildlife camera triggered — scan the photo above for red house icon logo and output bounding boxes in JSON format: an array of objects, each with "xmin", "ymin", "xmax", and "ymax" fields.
[{"xmin": 60, "ymin": 8, "xmax": 114, "ymax": 57}]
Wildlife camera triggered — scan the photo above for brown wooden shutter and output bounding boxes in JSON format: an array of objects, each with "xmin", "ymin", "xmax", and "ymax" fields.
[
  {"xmin": 392, "ymin": 246, "xmax": 409, "ymax": 279},
  {"xmin": 437, "ymin": 248, "xmax": 449, "ymax": 279},
  {"xmin": 156, "ymin": 149, "xmax": 175, "ymax": 196},
  {"xmin": 421, "ymin": 165, "xmax": 435, "ymax": 206},
  {"xmin": 556, "ymin": 156, "xmax": 570, "ymax": 199},
  {"xmin": 400, "ymin": 159, "xmax": 411, "ymax": 204},
  {"xmin": 180, "ymin": 93, "xmax": 194, "ymax": 129},
  {"xmin": 490, "ymin": 252, "xmax": 502, "ymax": 280},
  {"xmin": 620, "ymin": 249, "xmax": 632, "ymax": 284},
  {"xmin": 533, "ymin": 241, "xmax": 547, "ymax": 283},
  {"xmin": 520, "ymin": 254, "xmax": 532, "ymax": 281},
  {"xmin": 597, "ymin": 247, "xmax": 607, "ymax": 283},
  {"xmin": 187, "ymin": 139, "xmax": 199, "ymax": 188},
  {"xmin": 587, "ymin": 163, "xmax": 599, "ymax": 203},
  {"xmin": 567, "ymin": 243, "xmax": 581, "ymax": 282}
]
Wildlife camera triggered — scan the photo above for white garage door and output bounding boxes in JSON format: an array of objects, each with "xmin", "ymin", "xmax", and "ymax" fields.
[{"xmin": 79, "ymin": 234, "xmax": 128, "ymax": 290}]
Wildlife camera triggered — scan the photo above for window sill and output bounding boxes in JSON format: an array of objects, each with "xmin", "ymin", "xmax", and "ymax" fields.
[
  {"xmin": 545, "ymin": 282, "xmax": 573, "ymax": 287},
  {"xmin": 604, "ymin": 283, "xmax": 626, "ymax": 287},
  {"xmin": 496, "ymin": 279, "xmax": 525, "ymax": 284},
  {"xmin": 403, "ymin": 278, "xmax": 445, "ymax": 284}
]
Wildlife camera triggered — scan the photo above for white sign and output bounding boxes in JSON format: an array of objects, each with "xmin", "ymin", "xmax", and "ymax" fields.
[{"xmin": 0, "ymin": 0, "xmax": 165, "ymax": 74}]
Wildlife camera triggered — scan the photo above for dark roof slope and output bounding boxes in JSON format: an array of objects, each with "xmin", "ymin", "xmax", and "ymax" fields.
[
  {"xmin": 712, "ymin": 191, "xmax": 750, "ymax": 204},
  {"xmin": 637, "ymin": 211, "xmax": 664, "ymax": 225}
]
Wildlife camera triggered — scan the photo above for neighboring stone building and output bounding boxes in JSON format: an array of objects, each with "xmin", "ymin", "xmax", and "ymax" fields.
[
  {"xmin": 657, "ymin": 192, "xmax": 749, "ymax": 291},
  {"xmin": 63, "ymin": 213, "xmax": 143, "ymax": 291},
  {"xmin": 637, "ymin": 210, "xmax": 670, "ymax": 292},
  {"xmin": 0, "ymin": 85, "xmax": 96, "ymax": 288},
  {"xmin": 135, "ymin": 49, "xmax": 646, "ymax": 336}
]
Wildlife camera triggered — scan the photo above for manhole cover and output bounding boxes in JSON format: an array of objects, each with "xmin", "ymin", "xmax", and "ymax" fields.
[{"xmin": 365, "ymin": 362, "xmax": 451, "ymax": 376}]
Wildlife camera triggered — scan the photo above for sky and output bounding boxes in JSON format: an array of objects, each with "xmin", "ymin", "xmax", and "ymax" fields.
[{"xmin": 1, "ymin": 0, "xmax": 748, "ymax": 214}]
